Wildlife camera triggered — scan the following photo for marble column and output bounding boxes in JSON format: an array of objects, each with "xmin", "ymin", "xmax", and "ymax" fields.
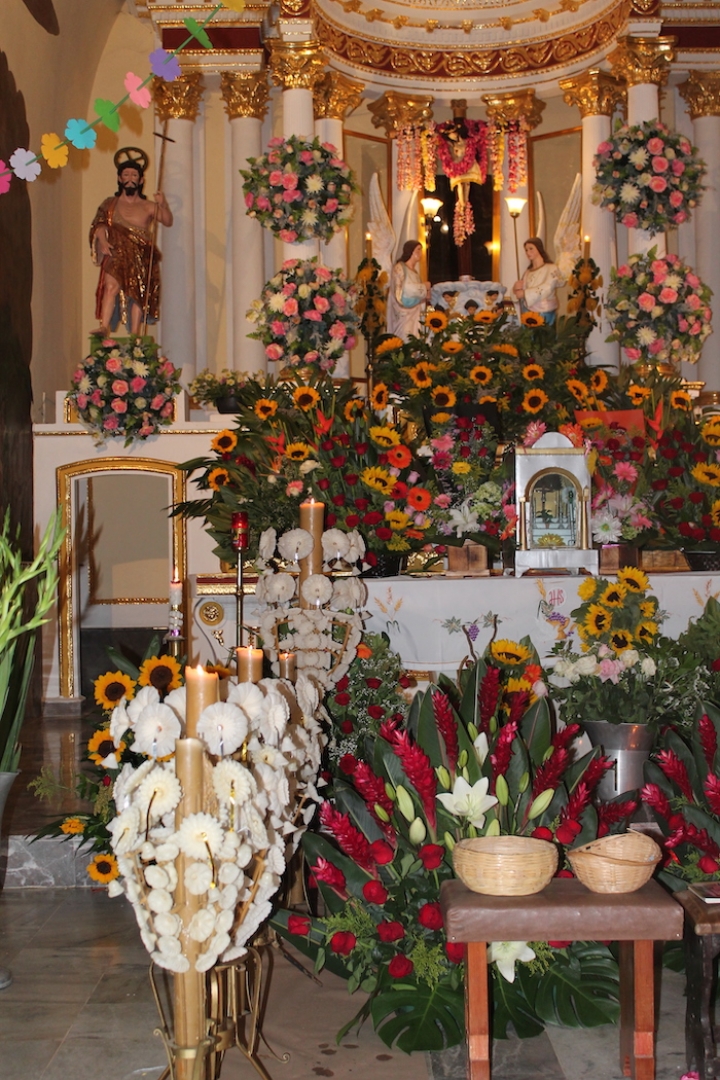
[
  {"xmin": 314, "ymin": 72, "xmax": 364, "ymax": 273},
  {"xmin": 153, "ymin": 74, "xmax": 205, "ymax": 386},
  {"xmin": 482, "ymin": 91, "xmax": 545, "ymax": 306},
  {"xmin": 269, "ymin": 37, "xmax": 326, "ymax": 262},
  {"xmin": 679, "ymin": 71, "xmax": 720, "ymax": 401},
  {"xmin": 609, "ymin": 36, "xmax": 676, "ymax": 257},
  {"xmin": 561, "ymin": 70, "xmax": 625, "ymax": 370},
  {"xmin": 220, "ymin": 70, "xmax": 270, "ymax": 374}
]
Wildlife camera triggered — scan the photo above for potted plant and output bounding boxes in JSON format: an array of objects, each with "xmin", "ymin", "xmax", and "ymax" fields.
[{"xmin": 188, "ymin": 368, "xmax": 253, "ymax": 413}]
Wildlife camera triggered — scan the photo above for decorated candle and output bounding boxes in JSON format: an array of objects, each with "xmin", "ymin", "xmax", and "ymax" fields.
[
  {"xmin": 299, "ymin": 499, "xmax": 324, "ymax": 601},
  {"xmin": 236, "ymin": 646, "xmax": 263, "ymax": 683},
  {"xmin": 231, "ymin": 511, "xmax": 249, "ymax": 551},
  {"xmin": 583, "ymin": 235, "xmax": 590, "ymax": 264},
  {"xmin": 365, "ymin": 232, "xmax": 373, "ymax": 260},
  {"xmin": 169, "ymin": 579, "xmax": 183, "ymax": 607},
  {"xmin": 184, "ymin": 664, "xmax": 219, "ymax": 738},
  {"xmin": 278, "ymin": 651, "xmax": 297, "ymax": 682}
]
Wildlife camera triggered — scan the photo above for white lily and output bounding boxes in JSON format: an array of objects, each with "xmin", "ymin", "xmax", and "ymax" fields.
[
  {"xmin": 488, "ymin": 940, "xmax": 536, "ymax": 983},
  {"xmin": 473, "ymin": 732, "xmax": 489, "ymax": 767},
  {"xmin": 436, "ymin": 776, "xmax": 497, "ymax": 829}
]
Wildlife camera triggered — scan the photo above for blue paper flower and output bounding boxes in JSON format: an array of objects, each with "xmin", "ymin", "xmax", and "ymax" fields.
[
  {"xmin": 65, "ymin": 119, "xmax": 97, "ymax": 150},
  {"xmin": 149, "ymin": 48, "xmax": 181, "ymax": 82}
]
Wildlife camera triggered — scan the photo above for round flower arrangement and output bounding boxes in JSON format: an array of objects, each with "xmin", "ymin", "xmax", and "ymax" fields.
[
  {"xmin": 241, "ymin": 135, "xmax": 358, "ymax": 244},
  {"xmin": 69, "ymin": 337, "xmax": 181, "ymax": 445},
  {"xmin": 606, "ymin": 247, "xmax": 712, "ymax": 365},
  {"xmin": 247, "ymin": 258, "xmax": 359, "ymax": 373},
  {"xmin": 593, "ymin": 120, "xmax": 705, "ymax": 235}
]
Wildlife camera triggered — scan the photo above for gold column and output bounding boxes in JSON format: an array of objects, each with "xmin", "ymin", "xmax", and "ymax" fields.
[
  {"xmin": 219, "ymin": 70, "xmax": 269, "ymax": 121},
  {"xmin": 268, "ymin": 38, "xmax": 326, "ymax": 91},
  {"xmin": 560, "ymin": 70, "xmax": 625, "ymax": 118},
  {"xmin": 608, "ymin": 35, "xmax": 676, "ymax": 88},
  {"xmin": 367, "ymin": 90, "xmax": 434, "ymax": 139},
  {"xmin": 153, "ymin": 72, "xmax": 205, "ymax": 122},
  {"xmin": 481, "ymin": 89, "xmax": 546, "ymax": 131},
  {"xmin": 313, "ymin": 72, "xmax": 364, "ymax": 123},
  {"xmin": 678, "ymin": 70, "xmax": 720, "ymax": 121}
]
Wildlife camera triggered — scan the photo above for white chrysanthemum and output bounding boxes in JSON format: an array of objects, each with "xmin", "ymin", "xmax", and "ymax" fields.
[
  {"xmin": 197, "ymin": 701, "xmax": 248, "ymax": 757},
  {"xmin": 164, "ymin": 686, "xmax": 186, "ymax": 722},
  {"xmin": 277, "ymin": 528, "xmax": 313, "ymax": 563},
  {"xmin": 268, "ymin": 292, "xmax": 286, "ymax": 312},
  {"xmin": 636, "ymin": 326, "xmax": 657, "ymax": 346},
  {"xmin": 665, "ymin": 273, "xmax": 683, "ymax": 291},
  {"xmin": 258, "ymin": 527, "xmax": 277, "ymax": 562},
  {"xmin": 157, "ymin": 935, "xmax": 182, "ymax": 958},
  {"xmin": 321, "ymin": 529, "xmax": 350, "ymax": 563},
  {"xmin": 108, "ymin": 807, "xmax": 140, "ymax": 856},
  {"xmin": 218, "ymin": 862, "xmax": 241, "ymax": 886},
  {"xmin": 227, "ymin": 681, "xmax": 265, "ymax": 723},
  {"xmin": 127, "ymin": 685, "xmax": 160, "ymax": 725},
  {"xmin": 147, "ymin": 888, "xmax": 173, "ymax": 913},
  {"xmin": 185, "ymin": 861, "xmax": 214, "ymax": 895},
  {"xmin": 295, "ymin": 675, "xmax": 319, "ymax": 717},
  {"xmin": 305, "ymin": 174, "xmax": 323, "ymax": 193},
  {"xmin": 110, "ymin": 701, "xmax": 132, "ymax": 747},
  {"xmin": 176, "ymin": 812, "xmax": 224, "ymax": 859},
  {"xmin": 144, "ymin": 864, "xmax": 170, "ymax": 890},
  {"xmin": 135, "ymin": 768, "xmax": 182, "ymax": 820},
  {"xmin": 330, "ymin": 577, "xmax": 365, "ymax": 610},
  {"xmin": 188, "ymin": 908, "xmax": 217, "ymax": 943},
  {"xmin": 153, "ymin": 951, "xmax": 190, "ymax": 974},
  {"xmin": 154, "ymin": 912, "xmax": 181, "ymax": 938},
  {"xmin": 212, "ymin": 759, "xmax": 256, "ymax": 806},
  {"xmin": 265, "ymin": 573, "xmax": 296, "ymax": 604},
  {"xmin": 629, "ymin": 147, "xmax": 649, "ymax": 168},
  {"xmin": 132, "ymin": 703, "xmax": 181, "ymax": 758},
  {"xmin": 155, "ymin": 840, "xmax": 180, "ymax": 863},
  {"xmin": 300, "ymin": 574, "xmax": 333, "ymax": 607},
  {"xmin": 619, "ymin": 182, "xmax": 641, "ymax": 205}
]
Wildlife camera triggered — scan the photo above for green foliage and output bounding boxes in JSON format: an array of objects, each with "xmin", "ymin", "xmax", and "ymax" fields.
[{"xmin": 371, "ymin": 982, "xmax": 465, "ymax": 1053}]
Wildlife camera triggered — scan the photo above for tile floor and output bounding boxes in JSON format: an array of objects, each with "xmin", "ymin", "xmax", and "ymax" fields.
[{"xmin": 0, "ymin": 887, "xmax": 693, "ymax": 1080}]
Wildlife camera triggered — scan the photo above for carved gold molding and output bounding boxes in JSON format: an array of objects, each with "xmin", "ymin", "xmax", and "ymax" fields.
[
  {"xmin": 281, "ymin": 0, "xmax": 311, "ymax": 14},
  {"xmin": 482, "ymin": 90, "xmax": 546, "ymax": 130},
  {"xmin": 269, "ymin": 38, "xmax": 326, "ymax": 90},
  {"xmin": 220, "ymin": 70, "xmax": 270, "ymax": 120},
  {"xmin": 608, "ymin": 35, "xmax": 676, "ymax": 87},
  {"xmin": 368, "ymin": 90, "xmax": 434, "ymax": 137},
  {"xmin": 313, "ymin": 71, "xmax": 364, "ymax": 120},
  {"xmin": 560, "ymin": 69, "xmax": 626, "ymax": 117},
  {"xmin": 678, "ymin": 70, "xmax": 720, "ymax": 119},
  {"xmin": 319, "ymin": 0, "xmax": 596, "ymax": 34},
  {"xmin": 153, "ymin": 72, "xmax": 205, "ymax": 122}
]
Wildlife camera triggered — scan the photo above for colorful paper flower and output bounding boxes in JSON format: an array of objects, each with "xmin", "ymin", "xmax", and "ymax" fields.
[
  {"xmin": 124, "ymin": 72, "xmax": 152, "ymax": 108},
  {"xmin": 9, "ymin": 147, "xmax": 41, "ymax": 181},
  {"xmin": 40, "ymin": 133, "xmax": 68, "ymax": 169},
  {"xmin": 64, "ymin": 119, "xmax": 97, "ymax": 150},
  {"xmin": 149, "ymin": 48, "xmax": 181, "ymax": 81},
  {"xmin": 0, "ymin": 163, "xmax": 10, "ymax": 195},
  {"xmin": 94, "ymin": 98, "xmax": 120, "ymax": 133}
]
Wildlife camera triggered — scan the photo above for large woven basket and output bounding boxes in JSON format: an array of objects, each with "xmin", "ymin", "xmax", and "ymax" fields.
[
  {"xmin": 568, "ymin": 832, "xmax": 661, "ymax": 894},
  {"xmin": 453, "ymin": 836, "xmax": 558, "ymax": 896}
]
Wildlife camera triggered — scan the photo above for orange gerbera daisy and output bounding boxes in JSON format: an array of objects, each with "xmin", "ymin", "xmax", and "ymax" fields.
[
  {"xmin": 387, "ymin": 444, "xmax": 412, "ymax": 469},
  {"xmin": 407, "ymin": 486, "xmax": 432, "ymax": 511}
]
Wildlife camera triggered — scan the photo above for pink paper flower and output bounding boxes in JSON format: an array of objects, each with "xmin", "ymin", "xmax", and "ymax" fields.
[
  {"xmin": 0, "ymin": 162, "xmax": 11, "ymax": 195},
  {"xmin": 124, "ymin": 72, "xmax": 151, "ymax": 109}
]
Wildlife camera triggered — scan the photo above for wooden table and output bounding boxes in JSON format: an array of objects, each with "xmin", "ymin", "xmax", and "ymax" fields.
[
  {"xmin": 441, "ymin": 877, "xmax": 684, "ymax": 1080},
  {"xmin": 676, "ymin": 890, "xmax": 720, "ymax": 1079}
]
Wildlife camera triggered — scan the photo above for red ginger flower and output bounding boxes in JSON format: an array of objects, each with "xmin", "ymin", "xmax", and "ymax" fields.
[
  {"xmin": 506, "ymin": 688, "xmax": 530, "ymax": 727},
  {"xmin": 385, "ymin": 727, "xmax": 437, "ymax": 830},
  {"xmin": 699, "ymin": 713, "xmax": 717, "ymax": 770},
  {"xmin": 655, "ymin": 750, "xmax": 695, "ymax": 802},
  {"xmin": 479, "ymin": 666, "xmax": 501, "ymax": 733},
  {"xmin": 560, "ymin": 780, "xmax": 592, "ymax": 825},
  {"xmin": 705, "ymin": 774, "xmax": 720, "ymax": 816},
  {"xmin": 553, "ymin": 723, "xmax": 581, "ymax": 749},
  {"xmin": 432, "ymin": 690, "xmax": 459, "ymax": 773},
  {"xmin": 641, "ymin": 782, "xmax": 672, "ymax": 820},
  {"xmin": 667, "ymin": 820, "xmax": 720, "ymax": 857},
  {"xmin": 596, "ymin": 799, "xmax": 638, "ymax": 836},
  {"xmin": 319, "ymin": 802, "xmax": 375, "ymax": 873},
  {"xmin": 489, "ymin": 720, "xmax": 517, "ymax": 793},
  {"xmin": 353, "ymin": 761, "xmax": 395, "ymax": 829},
  {"xmin": 532, "ymin": 746, "xmax": 570, "ymax": 798},
  {"xmin": 581, "ymin": 755, "xmax": 614, "ymax": 794},
  {"xmin": 311, "ymin": 857, "xmax": 347, "ymax": 895}
]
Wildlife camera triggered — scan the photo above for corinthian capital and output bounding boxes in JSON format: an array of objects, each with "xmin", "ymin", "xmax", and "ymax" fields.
[
  {"xmin": 153, "ymin": 73, "xmax": 204, "ymax": 122},
  {"xmin": 368, "ymin": 91, "xmax": 433, "ymax": 137},
  {"xmin": 313, "ymin": 72, "xmax": 364, "ymax": 121},
  {"xmin": 608, "ymin": 35, "xmax": 676, "ymax": 88},
  {"xmin": 269, "ymin": 39, "xmax": 325, "ymax": 90},
  {"xmin": 678, "ymin": 71, "xmax": 720, "ymax": 120},
  {"xmin": 220, "ymin": 71, "xmax": 269, "ymax": 121},
  {"xmin": 560, "ymin": 70, "xmax": 626, "ymax": 118},
  {"xmin": 482, "ymin": 89, "xmax": 545, "ymax": 130}
]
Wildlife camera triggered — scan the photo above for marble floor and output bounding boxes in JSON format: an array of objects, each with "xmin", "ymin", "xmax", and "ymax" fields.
[{"xmin": 0, "ymin": 887, "xmax": 694, "ymax": 1080}]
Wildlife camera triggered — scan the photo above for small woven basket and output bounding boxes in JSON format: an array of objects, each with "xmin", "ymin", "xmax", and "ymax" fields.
[
  {"xmin": 453, "ymin": 836, "xmax": 558, "ymax": 896},
  {"xmin": 568, "ymin": 832, "xmax": 661, "ymax": 894}
]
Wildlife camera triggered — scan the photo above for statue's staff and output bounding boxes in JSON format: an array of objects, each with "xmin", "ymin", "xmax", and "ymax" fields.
[{"xmin": 141, "ymin": 122, "xmax": 174, "ymax": 337}]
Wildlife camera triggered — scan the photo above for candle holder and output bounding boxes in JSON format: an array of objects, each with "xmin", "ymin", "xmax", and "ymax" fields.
[
  {"xmin": 163, "ymin": 604, "xmax": 185, "ymax": 660},
  {"xmin": 232, "ymin": 512, "xmax": 249, "ymax": 649}
]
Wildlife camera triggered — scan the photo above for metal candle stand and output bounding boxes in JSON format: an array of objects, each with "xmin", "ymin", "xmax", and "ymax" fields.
[{"xmin": 231, "ymin": 511, "xmax": 249, "ymax": 654}]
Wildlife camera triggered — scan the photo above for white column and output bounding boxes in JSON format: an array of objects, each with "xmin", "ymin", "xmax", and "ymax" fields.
[
  {"xmin": 229, "ymin": 116, "xmax": 266, "ymax": 372},
  {"xmin": 162, "ymin": 118, "xmax": 199, "ymax": 387},
  {"xmin": 316, "ymin": 116, "xmax": 346, "ymax": 272},
  {"xmin": 581, "ymin": 114, "xmax": 620, "ymax": 369}
]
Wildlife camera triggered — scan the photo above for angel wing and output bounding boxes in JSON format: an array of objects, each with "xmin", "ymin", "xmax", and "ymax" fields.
[
  {"xmin": 536, "ymin": 191, "xmax": 546, "ymax": 247},
  {"xmin": 394, "ymin": 191, "xmax": 420, "ymax": 262},
  {"xmin": 367, "ymin": 173, "xmax": 396, "ymax": 281},
  {"xmin": 553, "ymin": 172, "xmax": 582, "ymax": 280}
]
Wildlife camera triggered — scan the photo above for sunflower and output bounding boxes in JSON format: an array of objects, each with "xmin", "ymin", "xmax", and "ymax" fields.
[
  {"xmin": 617, "ymin": 567, "xmax": 649, "ymax": 593},
  {"xmin": 407, "ymin": 486, "xmax": 432, "ymax": 511},
  {"xmin": 431, "ymin": 412, "xmax": 452, "ymax": 423},
  {"xmin": 609, "ymin": 629, "xmax": 633, "ymax": 652},
  {"xmin": 711, "ymin": 500, "xmax": 720, "ymax": 527},
  {"xmin": 584, "ymin": 604, "xmax": 611, "ymax": 636},
  {"xmin": 138, "ymin": 655, "xmax": 183, "ymax": 694},
  {"xmin": 522, "ymin": 363, "xmax": 545, "ymax": 381},
  {"xmin": 431, "ymin": 386, "xmax": 457, "ymax": 409},
  {"xmin": 470, "ymin": 365, "xmax": 493, "ymax": 386},
  {"xmin": 577, "ymin": 576, "xmax": 600, "ymax": 602},
  {"xmin": 386, "ymin": 509, "xmax": 411, "ymax": 531},
  {"xmin": 370, "ymin": 383, "xmax": 389, "ymax": 410},
  {"xmin": 578, "ymin": 414, "xmax": 604, "ymax": 429},
  {"xmin": 408, "ymin": 363, "xmax": 435, "ymax": 388},
  {"xmin": 505, "ymin": 675, "xmax": 533, "ymax": 696},
  {"xmin": 701, "ymin": 421, "xmax": 720, "ymax": 447},
  {"xmin": 94, "ymin": 670, "xmax": 135, "ymax": 711},
  {"xmin": 692, "ymin": 463, "xmax": 720, "ymax": 487},
  {"xmin": 345, "ymin": 398, "xmax": 366, "ymax": 421},
  {"xmin": 451, "ymin": 461, "xmax": 472, "ymax": 474},
  {"xmin": 590, "ymin": 369, "xmax": 609, "ymax": 394},
  {"xmin": 87, "ymin": 853, "xmax": 119, "ymax": 884},
  {"xmin": 635, "ymin": 620, "xmax": 658, "ymax": 644},
  {"xmin": 210, "ymin": 429, "xmax": 238, "ymax": 453},
  {"xmin": 387, "ymin": 444, "xmax": 413, "ymax": 469},
  {"xmin": 479, "ymin": 395, "xmax": 497, "ymax": 405},
  {"xmin": 88, "ymin": 729, "xmax": 120, "ymax": 765},
  {"xmin": 522, "ymin": 388, "xmax": 549, "ymax": 414},
  {"xmin": 441, "ymin": 340, "xmax": 463, "ymax": 354},
  {"xmin": 208, "ymin": 467, "xmax": 231, "ymax": 490},
  {"xmin": 474, "ymin": 310, "xmax": 498, "ymax": 324},
  {"xmin": 375, "ymin": 336, "xmax": 404, "ymax": 355},
  {"xmin": 566, "ymin": 379, "xmax": 589, "ymax": 403},
  {"xmin": 285, "ymin": 442, "xmax": 312, "ymax": 461},
  {"xmin": 495, "ymin": 344, "xmax": 518, "ymax": 357},
  {"xmin": 361, "ymin": 466, "xmax": 394, "ymax": 494},
  {"xmin": 60, "ymin": 817, "xmax": 85, "ymax": 835},
  {"xmin": 670, "ymin": 390, "xmax": 692, "ymax": 411},
  {"xmin": 426, "ymin": 310, "xmax": 448, "ymax": 332},
  {"xmin": 293, "ymin": 386, "xmax": 321, "ymax": 411},
  {"xmin": 640, "ymin": 599, "xmax": 658, "ymax": 618},
  {"xmin": 489, "ymin": 639, "xmax": 532, "ymax": 665},
  {"xmin": 521, "ymin": 311, "xmax": 544, "ymax": 327},
  {"xmin": 599, "ymin": 582, "xmax": 627, "ymax": 607},
  {"xmin": 627, "ymin": 384, "xmax": 652, "ymax": 406},
  {"xmin": 254, "ymin": 398, "xmax": 278, "ymax": 419},
  {"xmin": 370, "ymin": 425, "xmax": 400, "ymax": 447}
]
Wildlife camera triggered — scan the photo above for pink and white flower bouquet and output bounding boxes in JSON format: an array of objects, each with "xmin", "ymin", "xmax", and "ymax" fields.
[
  {"xmin": 247, "ymin": 258, "xmax": 359, "ymax": 373},
  {"xmin": 593, "ymin": 120, "xmax": 705, "ymax": 235},
  {"xmin": 68, "ymin": 337, "xmax": 181, "ymax": 445},
  {"xmin": 241, "ymin": 134, "xmax": 358, "ymax": 244},
  {"xmin": 606, "ymin": 247, "xmax": 713, "ymax": 366}
]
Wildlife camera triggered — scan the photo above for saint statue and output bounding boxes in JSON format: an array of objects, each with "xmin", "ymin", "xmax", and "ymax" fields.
[
  {"xmin": 386, "ymin": 241, "xmax": 429, "ymax": 341},
  {"xmin": 90, "ymin": 148, "xmax": 173, "ymax": 335}
]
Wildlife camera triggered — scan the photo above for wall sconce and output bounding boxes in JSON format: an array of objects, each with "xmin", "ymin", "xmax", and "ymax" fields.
[
  {"xmin": 421, "ymin": 196, "xmax": 443, "ymax": 222},
  {"xmin": 504, "ymin": 196, "xmax": 527, "ymax": 281}
]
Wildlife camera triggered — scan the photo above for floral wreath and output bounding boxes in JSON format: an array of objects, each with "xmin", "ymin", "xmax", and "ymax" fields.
[
  {"xmin": 593, "ymin": 120, "xmax": 705, "ymax": 236},
  {"xmin": 606, "ymin": 247, "xmax": 712, "ymax": 366},
  {"xmin": 241, "ymin": 135, "xmax": 358, "ymax": 244}
]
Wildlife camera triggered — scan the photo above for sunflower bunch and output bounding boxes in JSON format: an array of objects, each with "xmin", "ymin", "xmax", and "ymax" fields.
[
  {"xmin": 565, "ymin": 255, "xmax": 603, "ymax": 329},
  {"xmin": 650, "ymin": 413, "xmax": 720, "ymax": 552},
  {"xmin": 568, "ymin": 569, "xmax": 661, "ymax": 653},
  {"xmin": 355, "ymin": 257, "xmax": 389, "ymax": 348}
]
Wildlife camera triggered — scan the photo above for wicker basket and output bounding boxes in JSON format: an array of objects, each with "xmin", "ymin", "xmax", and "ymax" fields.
[
  {"xmin": 453, "ymin": 836, "xmax": 558, "ymax": 896},
  {"xmin": 568, "ymin": 832, "xmax": 661, "ymax": 894}
]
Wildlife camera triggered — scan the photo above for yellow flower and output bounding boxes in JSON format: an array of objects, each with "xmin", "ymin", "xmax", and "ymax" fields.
[
  {"xmin": 579, "ymin": 415, "xmax": 604, "ymax": 429},
  {"xmin": 522, "ymin": 363, "xmax": 545, "ymax": 381},
  {"xmin": 599, "ymin": 582, "xmax": 627, "ymax": 607},
  {"xmin": 577, "ymin": 577, "xmax": 599, "ymax": 602},
  {"xmin": 474, "ymin": 310, "xmax": 498, "ymax": 324},
  {"xmin": 370, "ymin": 425, "xmax": 400, "ymax": 447},
  {"xmin": 610, "ymin": 629, "xmax": 633, "ymax": 652},
  {"xmin": 451, "ymin": 461, "xmax": 472, "ymax": 474},
  {"xmin": 636, "ymin": 621, "xmax": 658, "ymax": 644},
  {"xmin": 40, "ymin": 132, "xmax": 68, "ymax": 169},
  {"xmin": 88, "ymin": 729, "xmax": 120, "ymax": 766},
  {"xmin": 387, "ymin": 534, "xmax": 411, "ymax": 551},
  {"xmin": 87, "ymin": 853, "xmax": 119, "ymax": 884},
  {"xmin": 670, "ymin": 390, "xmax": 692, "ymax": 411},
  {"xmin": 285, "ymin": 442, "xmax": 312, "ymax": 461},
  {"xmin": 431, "ymin": 412, "xmax": 452, "ymax": 423},
  {"xmin": 408, "ymin": 363, "xmax": 435, "ymax": 389},
  {"xmin": 426, "ymin": 310, "xmax": 448, "ymax": 332},
  {"xmin": 711, "ymin": 500, "xmax": 720, "ymax": 527},
  {"xmin": 138, "ymin": 655, "xmax": 183, "ymax": 694},
  {"xmin": 521, "ymin": 311, "xmax": 545, "ymax": 327},
  {"xmin": 495, "ymin": 344, "xmax": 518, "ymax": 357},
  {"xmin": 255, "ymin": 398, "xmax": 278, "ymax": 419},
  {"xmin": 208, "ymin": 466, "xmax": 231, "ymax": 490},
  {"xmin": 522, "ymin": 388, "xmax": 548, "ymax": 414},
  {"xmin": 345, "ymin": 398, "xmax": 366, "ymax": 421},
  {"xmin": 376, "ymin": 336, "xmax": 404, "ymax": 355},
  {"xmin": 94, "ymin": 670, "xmax": 135, "ymax": 711},
  {"xmin": 431, "ymin": 386, "xmax": 457, "ymax": 409},
  {"xmin": 617, "ymin": 567, "xmax": 649, "ymax": 593},
  {"xmin": 489, "ymin": 639, "xmax": 532, "ymax": 665},
  {"xmin": 590, "ymin": 369, "xmax": 609, "ymax": 394},
  {"xmin": 470, "ymin": 365, "xmax": 493, "ymax": 386},
  {"xmin": 506, "ymin": 676, "xmax": 532, "ymax": 695},
  {"xmin": 60, "ymin": 817, "xmax": 85, "ymax": 835},
  {"xmin": 361, "ymin": 466, "xmax": 394, "ymax": 495},
  {"xmin": 692, "ymin": 463, "xmax": 720, "ymax": 487},
  {"xmin": 627, "ymin": 384, "xmax": 652, "ymax": 406},
  {"xmin": 701, "ymin": 421, "xmax": 720, "ymax": 447},
  {"xmin": 293, "ymin": 386, "xmax": 320, "ymax": 411},
  {"xmin": 585, "ymin": 605, "xmax": 611, "ymax": 636},
  {"xmin": 386, "ymin": 509, "xmax": 411, "ymax": 531},
  {"xmin": 370, "ymin": 383, "xmax": 389, "ymax": 410},
  {"xmin": 566, "ymin": 378, "xmax": 589, "ymax": 403},
  {"xmin": 479, "ymin": 395, "xmax": 497, "ymax": 405},
  {"xmin": 441, "ymin": 340, "xmax": 463, "ymax": 354},
  {"xmin": 210, "ymin": 429, "xmax": 238, "ymax": 453},
  {"xmin": 640, "ymin": 599, "xmax": 657, "ymax": 618}
]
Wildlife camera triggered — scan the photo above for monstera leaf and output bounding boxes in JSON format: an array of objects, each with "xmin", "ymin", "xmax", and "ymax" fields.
[
  {"xmin": 371, "ymin": 981, "xmax": 465, "ymax": 1053},
  {"xmin": 533, "ymin": 943, "xmax": 620, "ymax": 1028},
  {"xmin": 491, "ymin": 966, "xmax": 545, "ymax": 1039}
]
